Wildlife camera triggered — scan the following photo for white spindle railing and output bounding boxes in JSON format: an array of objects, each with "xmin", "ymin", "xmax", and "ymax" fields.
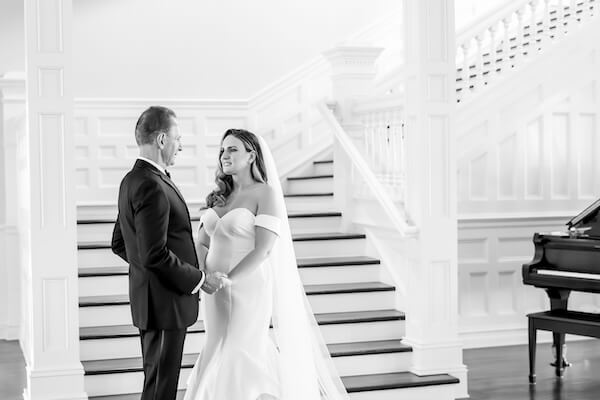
[
  {"xmin": 317, "ymin": 101, "xmax": 416, "ymax": 236},
  {"xmin": 456, "ymin": 0, "xmax": 597, "ymax": 102},
  {"xmin": 352, "ymin": 96, "xmax": 405, "ymax": 200}
]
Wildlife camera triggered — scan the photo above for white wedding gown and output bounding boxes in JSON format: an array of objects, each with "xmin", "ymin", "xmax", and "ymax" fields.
[{"xmin": 184, "ymin": 207, "xmax": 282, "ymax": 400}]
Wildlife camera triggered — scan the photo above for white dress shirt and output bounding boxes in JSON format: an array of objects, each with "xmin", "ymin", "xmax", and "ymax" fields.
[{"xmin": 137, "ymin": 156, "xmax": 205, "ymax": 294}]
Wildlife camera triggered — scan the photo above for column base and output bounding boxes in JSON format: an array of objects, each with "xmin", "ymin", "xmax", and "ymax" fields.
[
  {"xmin": 403, "ymin": 338, "xmax": 469, "ymax": 398},
  {"xmin": 24, "ymin": 365, "xmax": 87, "ymax": 400}
]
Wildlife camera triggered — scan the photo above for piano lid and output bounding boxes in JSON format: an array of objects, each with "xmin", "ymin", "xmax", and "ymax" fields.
[{"xmin": 567, "ymin": 197, "xmax": 600, "ymax": 229}]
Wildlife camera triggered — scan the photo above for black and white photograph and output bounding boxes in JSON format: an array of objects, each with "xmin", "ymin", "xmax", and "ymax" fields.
[{"xmin": 1, "ymin": 0, "xmax": 600, "ymax": 399}]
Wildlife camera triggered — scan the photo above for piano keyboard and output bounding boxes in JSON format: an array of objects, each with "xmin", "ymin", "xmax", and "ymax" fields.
[{"xmin": 537, "ymin": 269, "xmax": 600, "ymax": 280}]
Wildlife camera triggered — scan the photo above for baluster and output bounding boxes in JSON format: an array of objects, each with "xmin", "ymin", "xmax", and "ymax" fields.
[
  {"xmin": 384, "ymin": 110, "xmax": 392, "ymax": 180},
  {"xmin": 377, "ymin": 111, "xmax": 385, "ymax": 175},
  {"xmin": 529, "ymin": 0, "xmax": 540, "ymax": 52},
  {"xmin": 457, "ymin": 44, "xmax": 466, "ymax": 101},
  {"xmin": 570, "ymin": 0, "xmax": 579, "ymax": 26},
  {"xmin": 555, "ymin": 0, "xmax": 565, "ymax": 38},
  {"xmin": 585, "ymin": 0, "xmax": 594, "ymax": 20},
  {"xmin": 362, "ymin": 113, "xmax": 368, "ymax": 166},
  {"xmin": 367, "ymin": 113, "xmax": 375, "ymax": 168},
  {"xmin": 489, "ymin": 24, "xmax": 498, "ymax": 77},
  {"xmin": 514, "ymin": 8, "xmax": 525, "ymax": 67},
  {"xmin": 474, "ymin": 34, "xmax": 484, "ymax": 91},
  {"xmin": 461, "ymin": 41, "xmax": 472, "ymax": 95},
  {"xmin": 502, "ymin": 17, "xmax": 511, "ymax": 71},
  {"xmin": 543, "ymin": 0, "xmax": 552, "ymax": 45}
]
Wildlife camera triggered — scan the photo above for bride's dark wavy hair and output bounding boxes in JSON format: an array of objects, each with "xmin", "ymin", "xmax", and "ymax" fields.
[{"xmin": 205, "ymin": 129, "xmax": 268, "ymax": 208}]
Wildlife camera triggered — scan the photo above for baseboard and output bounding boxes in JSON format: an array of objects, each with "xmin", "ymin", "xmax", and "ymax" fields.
[
  {"xmin": 0, "ymin": 324, "xmax": 20, "ymax": 341},
  {"xmin": 460, "ymin": 327, "xmax": 593, "ymax": 349}
]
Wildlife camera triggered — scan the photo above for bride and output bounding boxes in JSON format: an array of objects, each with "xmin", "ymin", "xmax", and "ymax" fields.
[{"xmin": 184, "ymin": 129, "xmax": 349, "ymax": 400}]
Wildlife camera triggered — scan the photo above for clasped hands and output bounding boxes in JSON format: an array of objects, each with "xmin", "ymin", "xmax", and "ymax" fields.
[{"xmin": 201, "ymin": 270, "xmax": 232, "ymax": 294}]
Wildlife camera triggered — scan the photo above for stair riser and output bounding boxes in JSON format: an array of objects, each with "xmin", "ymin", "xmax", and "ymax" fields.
[
  {"xmin": 288, "ymin": 216, "xmax": 342, "ymax": 234},
  {"xmin": 320, "ymin": 320, "xmax": 404, "ymax": 344},
  {"xmin": 299, "ymin": 265, "xmax": 380, "ymax": 285},
  {"xmin": 85, "ymin": 370, "xmax": 190, "ymax": 397},
  {"xmin": 285, "ymin": 177, "xmax": 333, "ymax": 195},
  {"xmin": 78, "ymin": 194, "xmax": 338, "ymax": 219},
  {"xmin": 77, "ymin": 215, "xmax": 343, "ymax": 242},
  {"xmin": 79, "ymin": 264, "xmax": 381, "ymax": 296},
  {"xmin": 312, "ymin": 162, "xmax": 334, "ymax": 176},
  {"xmin": 79, "ymin": 249, "xmax": 127, "ymax": 268},
  {"xmin": 78, "ymin": 238, "xmax": 366, "ymax": 267},
  {"xmin": 81, "ymin": 319, "xmax": 405, "ymax": 360},
  {"xmin": 293, "ymin": 238, "xmax": 366, "ymax": 258},
  {"xmin": 84, "ymin": 352, "xmax": 410, "ymax": 396},
  {"xmin": 79, "ymin": 291, "xmax": 394, "ymax": 327},
  {"xmin": 308, "ymin": 291, "xmax": 395, "ymax": 314},
  {"xmin": 284, "ymin": 196, "xmax": 336, "ymax": 212},
  {"xmin": 348, "ymin": 384, "xmax": 458, "ymax": 400}
]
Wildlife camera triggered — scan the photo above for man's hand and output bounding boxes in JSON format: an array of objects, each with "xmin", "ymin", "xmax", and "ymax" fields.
[{"xmin": 201, "ymin": 271, "xmax": 229, "ymax": 294}]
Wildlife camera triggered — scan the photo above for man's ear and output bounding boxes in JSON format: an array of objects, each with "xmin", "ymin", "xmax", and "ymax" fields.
[{"xmin": 156, "ymin": 132, "xmax": 166, "ymax": 149}]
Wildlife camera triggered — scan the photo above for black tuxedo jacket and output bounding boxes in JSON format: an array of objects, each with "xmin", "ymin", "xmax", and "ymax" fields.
[{"xmin": 111, "ymin": 159, "xmax": 204, "ymax": 330}]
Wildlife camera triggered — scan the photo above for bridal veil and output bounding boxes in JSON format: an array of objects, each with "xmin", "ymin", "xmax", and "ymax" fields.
[{"xmin": 257, "ymin": 135, "xmax": 349, "ymax": 400}]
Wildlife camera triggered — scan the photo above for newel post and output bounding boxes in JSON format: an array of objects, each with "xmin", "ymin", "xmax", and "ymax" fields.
[
  {"xmin": 20, "ymin": 0, "xmax": 87, "ymax": 398},
  {"xmin": 402, "ymin": 0, "xmax": 468, "ymax": 397},
  {"xmin": 322, "ymin": 46, "xmax": 383, "ymax": 228}
]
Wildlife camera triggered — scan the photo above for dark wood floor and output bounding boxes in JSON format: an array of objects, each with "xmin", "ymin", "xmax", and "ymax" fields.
[
  {"xmin": 465, "ymin": 339, "xmax": 600, "ymax": 400},
  {"xmin": 2, "ymin": 338, "xmax": 600, "ymax": 399},
  {"xmin": 1, "ymin": 340, "xmax": 26, "ymax": 400}
]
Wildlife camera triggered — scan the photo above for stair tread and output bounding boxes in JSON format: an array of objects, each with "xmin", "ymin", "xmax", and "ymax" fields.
[
  {"xmin": 313, "ymin": 159, "xmax": 333, "ymax": 164},
  {"xmin": 78, "ymin": 210, "xmax": 342, "ymax": 224},
  {"xmin": 342, "ymin": 372, "xmax": 460, "ymax": 392},
  {"xmin": 88, "ymin": 371, "xmax": 458, "ymax": 399},
  {"xmin": 78, "ymin": 232, "xmax": 363, "ymax": 249},
  {"xmin": 79, "ymin": 282, "xmax": 394, "ymax": 306},
  {"xmin": 80, "ymin": 256, "xmax": 381, "ymax": 276},
  {"xmin": 287, "ymin": 174, "xmax": 334, "ymax": 181},
  {"xmin": 297, "ymin": 255, "xmax": 380, "ymax": 267},
  {"xmin": 292, "ymin": 232, "xmax": 366, "ymax": 241},
  {"xmin": 284, "ymin": 192, "xmax": 333, "ymax": 197},
  {"xmin": 80, "ymin": 309, "xmax": 404, "ymax": 340},
  {"xmin": 83, "ymin": 340, "xmax": 410, "ymax": 375}
]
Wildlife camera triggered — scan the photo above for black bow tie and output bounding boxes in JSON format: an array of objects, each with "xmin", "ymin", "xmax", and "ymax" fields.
[{"xmin": 165, "ymin": 170, "xmax": 171, "ymax": 179}]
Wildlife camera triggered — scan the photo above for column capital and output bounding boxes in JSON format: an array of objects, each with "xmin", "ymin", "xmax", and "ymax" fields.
[{"xmin": 322, "ymin": 46, "xmax": 384, "ymax": 78}]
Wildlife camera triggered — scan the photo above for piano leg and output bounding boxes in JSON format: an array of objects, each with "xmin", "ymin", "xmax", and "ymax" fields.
[
  {"xmin": 546, "ymin": 288, "xmax": 572, "ymax": 376},
  {"xmin": 528, "ymin": 317, "xmax": 536, "ymax": 384}
]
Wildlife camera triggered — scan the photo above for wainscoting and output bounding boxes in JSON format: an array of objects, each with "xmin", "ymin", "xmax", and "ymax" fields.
[{"xmin": 458, "ymin": 215, "xmax": 600, "ymax": 348}]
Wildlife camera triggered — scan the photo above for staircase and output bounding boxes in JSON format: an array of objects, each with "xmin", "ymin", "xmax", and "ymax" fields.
[
  {"xmin": 456, "ymin": 0, "xmax": 597, "ymax": 102},
  {"xmin": 75, "ymin": 157, "xmax": 459, "ymax": 399}
]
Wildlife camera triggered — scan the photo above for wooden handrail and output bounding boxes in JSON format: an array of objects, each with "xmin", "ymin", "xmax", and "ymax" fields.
[{"xmin": 317, "ymin": 101, "xmax": 417, "ymax": 237}]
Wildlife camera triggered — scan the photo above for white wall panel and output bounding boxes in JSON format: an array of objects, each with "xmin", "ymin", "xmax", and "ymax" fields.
[
  {"xmin": 458, "ymin": 217, "xmax": 600, "ymax": 348},
  {"xmin": 74, "ymin": 101, "xmax": 248, "ymax": 205},
  {"xmin": 550, "ymin": 113, "xmax": 569, "ymax": 198},
  {"xmin": 525, "ymin": 117, "xmax": 543, "ymax": 199}
]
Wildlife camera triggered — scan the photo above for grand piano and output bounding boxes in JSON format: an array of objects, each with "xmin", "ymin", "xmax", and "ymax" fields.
[{"xmin": 523, "ymin": 198, "xmax": 600, "ymax": 381}]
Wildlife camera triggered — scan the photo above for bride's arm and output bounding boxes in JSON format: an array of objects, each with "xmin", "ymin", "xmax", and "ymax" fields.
[
  {"xmin": 227, "ymin": 186, "xmax": 281, "ymax": 281},
  {"xmin": 196, "ymin": 223, "xmax": 211, "ymax": 268}
]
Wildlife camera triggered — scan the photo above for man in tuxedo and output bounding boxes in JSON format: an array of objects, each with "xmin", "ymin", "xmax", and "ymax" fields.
[{"xmin": 111, "ymin": 106, "xmax": 226, "ymax": 400}]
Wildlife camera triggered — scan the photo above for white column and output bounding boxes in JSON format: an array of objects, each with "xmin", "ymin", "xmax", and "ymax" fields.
[
  {"xmin": 0, "ymin": 74, "xmax": 26, "ymax": 341},
  {"xmin": 21, "ymin": 0, "xmax": 87, "ymax": 398},
  {"xmin": 402, "ymin": 0, "xmax": 468, "ymax": 398}
]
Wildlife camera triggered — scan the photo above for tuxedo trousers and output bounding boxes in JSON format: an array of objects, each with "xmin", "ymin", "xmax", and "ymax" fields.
[{"xmin": 139, "ymin": 328, "xmax": 187, "ymax": 400}]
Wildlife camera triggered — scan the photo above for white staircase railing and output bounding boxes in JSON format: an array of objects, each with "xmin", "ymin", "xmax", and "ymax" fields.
[
  {"xmin": 317, "ymin": 100, "xmax": 416, "ymax": 236},
  {"xmin": 352, "ymin": 95, "xmax": 405, "ymax": 201},
  {"xmin": 456, "ymin": 0, "xmax": 597, "ymax": 102}
]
